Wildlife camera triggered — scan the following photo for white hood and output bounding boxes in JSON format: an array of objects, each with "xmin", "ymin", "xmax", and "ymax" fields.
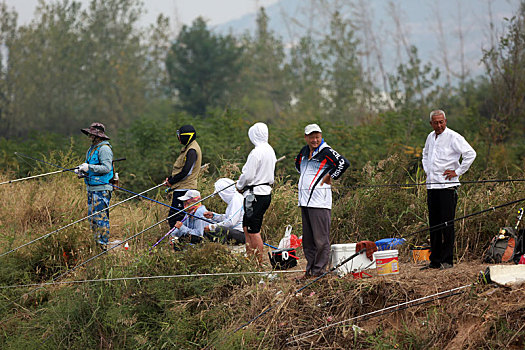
[
  {"xmin": 211, "ymin": 177, "xmax": 244, "ymax": 231},
  {"xmin": 214, "ymin": 178, "xmax": 236, "ymax": 204},
  {"xmin": 248, "ymin": 122, "xmax": 268, "ymax": 147}
]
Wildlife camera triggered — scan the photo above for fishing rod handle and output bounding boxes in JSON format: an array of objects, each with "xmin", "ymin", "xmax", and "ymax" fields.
[{"xmin": 516, "ymin": 208, "xmax": 524, "ymax": 230}]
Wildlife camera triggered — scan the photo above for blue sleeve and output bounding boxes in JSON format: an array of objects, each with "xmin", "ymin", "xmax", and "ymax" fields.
[{"xmin": 178, "ymin": 216, "xmax": 206, "ymax": 237}]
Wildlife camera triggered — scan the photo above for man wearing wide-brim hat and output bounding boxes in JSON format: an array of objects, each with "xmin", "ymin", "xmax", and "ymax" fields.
[{"xmin": 78, "ymin": 122, "xmax": 114, "ymax": 250}]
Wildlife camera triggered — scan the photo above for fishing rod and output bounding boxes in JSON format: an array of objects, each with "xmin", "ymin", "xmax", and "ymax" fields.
[
  {"xmin": 1, "ymin": 156, "xmax": 127, "ymax": 186},
  {"xmin": 210, "ymin": 196, "xmax": 523, "ymax": 348},
  {"xmin": 149, "ymin": 216, "xmax": 188, "ymax": 251},
  {"xmin": 0, "ymin": 183, "xmax": 165, "ymax": 259},
  {"xmin": 0, "ymin": 180, "xmax": 234, "ymax": 260},
  {"xmin": 9, "ymin": 184, "xmax": 238, "ymax": 306},
  {"xmin": 12, "ymin": 153, "xmax": 274, "ymax": 255},
  {"xmin": 400, "ymin": 197, "xmax": 525, "ymax": 240},
  {"xmin": 14, "ymin": 152, "xmax": 254, "ymax": 229},
  {"xmin": 12, "ymin": 153, "xmax": 293, "ymax": 254},
  {"xmin": 165, "ymin": 155, "xmax": 287, "ymax": 194},
  {"xmin": 287, "ymin": 284, "xmax": 472, "ymax": 344},
  {"xmin": 14, "ymin": 152, "xmax": 206, "ymax": 222},
  {"xmin": 0, "ymin": 186, "xmax": 237, "ymax": 320},
  {"xmin": 0, "ymin": 168, "xmax": 78, "ymax": 186},
  {"xmin": 205, "ymin": 248, "xmax": 367, "ymax": 349},
  {"xmin": 351, "ymin": 178, "xmax": 525, "ymax": 188},
  {"xmin": 232, "ymin": 248, "xmax": 366, "ymax": 332}
]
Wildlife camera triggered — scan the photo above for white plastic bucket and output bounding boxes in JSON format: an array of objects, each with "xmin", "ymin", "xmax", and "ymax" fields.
[
  {"xmin": 373, "ymin": 249, "xmax": 399, "ymax": 275},
  {"xmin": 330, "ymin": 243, "xmax": 376, "ymax": 276}
]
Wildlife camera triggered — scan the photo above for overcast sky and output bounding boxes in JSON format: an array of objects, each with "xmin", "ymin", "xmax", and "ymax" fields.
[{"xmin": 2, "ymin": 0, "xmax": 279, "ymax": 29}]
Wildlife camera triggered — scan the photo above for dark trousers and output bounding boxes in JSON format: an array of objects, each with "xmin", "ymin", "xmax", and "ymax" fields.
[
  {"xmin": 301, "ymin": 207, "xmax": 331, "ymax": 275},
  {"xmin": 427, "ymin": 188, "xmax": 458, "ymax": 266},
  {"xmin": 168, "ymin": 190, "xmax": 188, "ymax": 229},
  {"xmin": 204, "ymin": 227, "xmax": 246, "ymax": 244}
]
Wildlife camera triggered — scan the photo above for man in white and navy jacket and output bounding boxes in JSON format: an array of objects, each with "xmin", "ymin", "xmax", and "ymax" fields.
[
  {"xmin": 295, "ymin": 124, "xmax": 350, "ymax": 277},
  {"xmin": 421, "ymin": 110, "xmax": 476, "ymax": 270}
]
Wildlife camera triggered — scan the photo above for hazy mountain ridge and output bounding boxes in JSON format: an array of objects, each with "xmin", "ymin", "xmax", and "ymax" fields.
[{"xmin": 216, "ymin": 0, "xmax": 520, "ymax": 83}]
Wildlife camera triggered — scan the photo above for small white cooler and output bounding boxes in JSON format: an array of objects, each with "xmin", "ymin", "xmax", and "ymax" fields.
[{"xmin": 330, "ymin": 243, "xmax": 376, "ymax": 276}]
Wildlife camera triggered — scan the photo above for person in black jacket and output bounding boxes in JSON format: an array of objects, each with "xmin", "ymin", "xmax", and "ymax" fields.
[{"xmin": 164, "ymin": 125, "xmax": 202, "ymax": 228}]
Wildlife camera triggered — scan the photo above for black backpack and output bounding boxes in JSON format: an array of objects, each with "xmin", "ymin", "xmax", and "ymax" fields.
[
  {"xmin": 483, "ymin": 208, "xmax": 525, "ymax": 264},
  {"xmin": 483, "ymin": 227, "xmax": 519, "ymax": 263}
]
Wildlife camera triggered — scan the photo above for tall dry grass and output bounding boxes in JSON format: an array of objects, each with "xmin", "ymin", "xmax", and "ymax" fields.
[{"xmin": 0, "ymin": 154, "xmax": 523, "ymax": 348}]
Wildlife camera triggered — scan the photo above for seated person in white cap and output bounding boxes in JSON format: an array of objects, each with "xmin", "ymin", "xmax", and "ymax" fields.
[
  {"xmin": 169, "ymin": 190, "xmax": 207, "ymax": 244},
  {"xmin": 203, "ymin": 178, "xmax": 246, "ymax": 245}
]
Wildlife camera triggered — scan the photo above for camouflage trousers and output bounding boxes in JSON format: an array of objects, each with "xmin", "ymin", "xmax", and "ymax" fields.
[{"xmin": 87, "ymin": 190, "xmax": 112, "ymax": 246}]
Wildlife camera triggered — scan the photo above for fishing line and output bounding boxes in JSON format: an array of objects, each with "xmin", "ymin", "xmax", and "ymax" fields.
[
  {"xmin": 234, "ymin": 250, "xmax": 366, "ymax": 332},
  {"xmin": 16, "ymin": 152, "xmax": 181, "ymax": 206},
  {"xmin": 0, "ymin": 270, "xmax": 304, "ymax": 289},
  {"xmin": 127, "ymin": 199, "xmax": 244, "ymax": 268},
  {"xmin": 287, "ymin": 284, "xmax": 472, "ymax": 344},
  {"xmin": 401, "ymin": 197, "xmax": 525, "ymax": 240},
  {"xmin": 2, "ymin": 182, "xmax": 241, "ymax": 314},
  {"xmin": 14, "ymin": 152, "xmax": 218, "ymax": 225},
  {"xmin": 349, "ymin": 178, "xmax": 525, "ymax": 188},
  {"xmin": 12, "ymin": 152, "xmax": 524, "ymax": 191},
  {"xmin": 205, "ymin": 249, "xmax": 366, "ymax": 349},
  {"xmin": 209, "ymin": 197, "xmax": 524, "ymax": 347},
  {"xmin": 0, "ymin": 183, "xmax": 165, "ymax": 259},
  {"xmin": 295, "ymin": 178, "xmax": 525, "ymax": 191}
]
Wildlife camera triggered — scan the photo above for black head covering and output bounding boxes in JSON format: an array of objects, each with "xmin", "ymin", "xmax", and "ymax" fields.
[{"xmin": 177, "ymin": 125, "xmax": 197, "ymax": 146}]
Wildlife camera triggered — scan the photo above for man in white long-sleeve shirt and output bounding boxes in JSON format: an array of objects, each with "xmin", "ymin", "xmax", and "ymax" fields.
[
  {"xmin": 421, "ymin": 110, "xmax": 476, "ymax": 270},
  {"xmin": 236, "ymin": 122, "xmax": 276, "ymax": 263}
]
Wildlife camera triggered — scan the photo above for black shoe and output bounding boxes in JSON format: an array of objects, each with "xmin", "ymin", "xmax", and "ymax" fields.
[
  {"xmin": 311, "ymin": 271, "xmax": 325, "ymax": 277},
  {"xmin": 440, "ymin": 262, "xmax": 453, "ymax": 270},
  {"xmin": 295, "ymin": 272, "xmax": 312, "ymax": 283},
  {"xmin": 420, "ymin": 263, "xmax": 440, "ymax": 270}
]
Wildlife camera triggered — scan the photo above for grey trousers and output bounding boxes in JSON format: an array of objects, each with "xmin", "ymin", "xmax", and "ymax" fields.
[{"xmin": 301, "ymin": 206, "xmax": 331, "ymax": 275}]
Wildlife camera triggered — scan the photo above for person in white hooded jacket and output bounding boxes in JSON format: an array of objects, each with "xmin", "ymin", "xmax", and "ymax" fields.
[
  {"xmin": 203, "ymin": 178, "xmax": 246, "ymax": 244},
  {"xmin": 236, "ymin": 122, "xmax": 276, "ymax": 263}
]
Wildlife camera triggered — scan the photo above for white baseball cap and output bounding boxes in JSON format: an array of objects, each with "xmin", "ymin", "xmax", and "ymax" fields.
[
  {"xmin": 304, "ymin": 124, "xmax": 322, "ymax": 135},
  {"xmin": 178, "ymin": 190, "xmax": 201, "ymax": 201}
]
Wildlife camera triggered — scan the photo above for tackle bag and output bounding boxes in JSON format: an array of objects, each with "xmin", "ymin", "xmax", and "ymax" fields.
[
  {"xmin": 268, "ymin": 248, "xmax": 298, "ymax": 270},
  {"xmin": 483, "ymin": 227, "xmax": 519, "ymax": 264}
]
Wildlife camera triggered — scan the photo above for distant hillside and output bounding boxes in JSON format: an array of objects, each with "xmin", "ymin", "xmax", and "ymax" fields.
[{"xmin": 216, "ymin": 0, "xmax": 520, "ymax": 84}]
